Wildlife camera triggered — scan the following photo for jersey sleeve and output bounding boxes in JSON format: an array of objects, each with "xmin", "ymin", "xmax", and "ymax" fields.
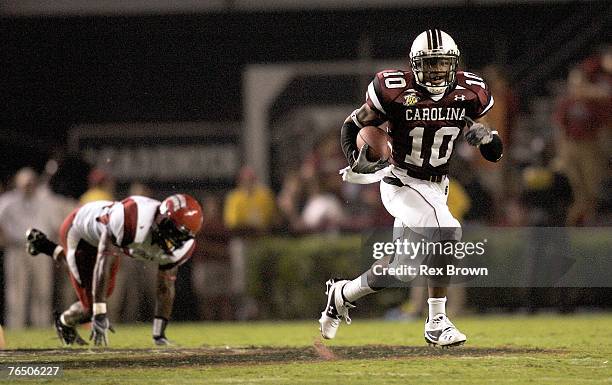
[
  {"xmin": 159, "ymin": 239, "xmax": 196, "ymax": 270},
  {"xmin": 366, "ymin": 74, "xmax": 389, "ymax": 117},
  {"xmin": 473, "ymin": 87, "xmax": 494, "ymax": 119},
  {"xmin": 104, "ymin": 198, "xmax": 138, "ymax": 247},
  {"xmin": 457, "ymin": 71, "xmax": 495, "ymax": 119},
  {"xmin": 365, "ymin": 70, "xmax": 409, "ymax": 119}
]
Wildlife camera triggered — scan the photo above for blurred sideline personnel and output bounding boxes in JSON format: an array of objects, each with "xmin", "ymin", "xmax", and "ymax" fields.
[
  {"xmin": 191, "ymin": 194, "xmax": 233, "ymax": 320},
  {"xmin": 320, "ymin": 30, "xmax": 502, "ymax": 346},
  {"xmin": 223, "ymin": 166, "xmax": 278, "ymax": 318},
  {"xmin": 79, "ymin": 168, "xmax": 115, "ymax": 204},
  {"xmin": 224, "ymin": 166, "xmax": 277, "ymax": 233},
  {"xmin": 0, "ymin": 168, "xmax": 58, "ymax": 328},
  {"xmin": 25, "ymin": 194, "xmax": 203, "ymax": 346},
  {"xmin": 553, "ymin": 62, "xmax": 609, "ymax": 225}
]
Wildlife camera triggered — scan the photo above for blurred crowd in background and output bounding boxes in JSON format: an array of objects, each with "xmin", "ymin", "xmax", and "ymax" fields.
[{"xmin": 0, "ymin": 42, "xmax": 609, "ymax": 329}]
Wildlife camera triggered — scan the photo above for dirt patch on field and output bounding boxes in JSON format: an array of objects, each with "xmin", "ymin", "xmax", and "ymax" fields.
[{"xmin": 0, "ymin": 345, "xmax": 558, "ymax": 368}]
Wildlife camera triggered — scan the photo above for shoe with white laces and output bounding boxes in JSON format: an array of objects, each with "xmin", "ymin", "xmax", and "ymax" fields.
[
  {"xmin": 424, "ymin": 313, "xmax": 466, "ymax": 347},
  {"xmin": 318, "ymin": 278, "xmax": 355, "ymax": 339}
]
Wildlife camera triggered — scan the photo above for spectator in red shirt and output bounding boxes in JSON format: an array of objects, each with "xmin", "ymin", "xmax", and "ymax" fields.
[{"xmin": 553, "ymin": 65, "xmax": 609, "ymax": 225}]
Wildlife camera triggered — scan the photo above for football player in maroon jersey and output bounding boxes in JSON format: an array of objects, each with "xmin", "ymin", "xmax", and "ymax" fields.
[
  {"xmin": 320, "ymin": 29, "xmax": 503, "ymax": 346},
  {"xmin": 25, "ymin": 194, "xmax": 203, "ymax": 346}
]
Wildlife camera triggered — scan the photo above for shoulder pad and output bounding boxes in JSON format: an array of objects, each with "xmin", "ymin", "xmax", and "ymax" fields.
[
  {"xmin": 455, "ymin": 71, "xmax": 494, "ymax": 118},
  {"xmin": 366, "ymin": 69, "xmax": 414, "ymax": 116}
]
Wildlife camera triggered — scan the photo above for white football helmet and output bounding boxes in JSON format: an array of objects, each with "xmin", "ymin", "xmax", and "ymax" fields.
[{"xmin": 409, "ymin": 29, "xmax": 460, "ymax": 95}]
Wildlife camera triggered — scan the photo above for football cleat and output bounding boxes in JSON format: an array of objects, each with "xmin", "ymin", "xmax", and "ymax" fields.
[
  {"xmin": 54, "ymin": 311, "xmax": 88, "ymax": 346},
  {"xmin": 424, "ymin": 313, "xmax": 466, "ymax": 347},
  {"xmin": 318, "ymin": 278, "xmax": 355, "ymax": 340}
]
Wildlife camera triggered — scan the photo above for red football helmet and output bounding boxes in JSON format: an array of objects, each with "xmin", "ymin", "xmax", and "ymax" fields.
[{"xmin": 155, "ymin": 194, "xmax": 203, "ymax": 251}]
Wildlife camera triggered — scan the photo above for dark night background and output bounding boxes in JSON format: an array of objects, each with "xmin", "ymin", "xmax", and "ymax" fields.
[{"xmin": 1, "ymin": 2, "xmax": 611, "ymax": 179}]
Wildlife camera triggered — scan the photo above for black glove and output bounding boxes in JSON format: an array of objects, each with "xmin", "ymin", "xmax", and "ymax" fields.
[
  {"xmin": 350, "ymin": 143, "xmax": 389, "ymax": 174},
  {"xmin": 152, "ymin": 317, "xmax": 171, "ymax": 346},
  {"xmin": 463, "ymin": 116, "xmax": 493, "ymax": 146},
  {"xmin": 89, "ymin": 313, "xmax": 115, "ymax": 346}
]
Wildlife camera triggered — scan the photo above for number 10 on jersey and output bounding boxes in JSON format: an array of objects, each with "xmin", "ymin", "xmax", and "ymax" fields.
[{"xmin": 405, "ymin": 126, "xmax": 460, "ymax": 167}]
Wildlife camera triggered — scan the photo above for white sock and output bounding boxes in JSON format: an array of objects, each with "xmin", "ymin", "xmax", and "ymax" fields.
[
  {"xmin": 60, "ymin": 314, "xmax": 73, "ymax": 327},
  {"xmin": 427, "ymin": 297, "xmax": 447, "ymax": 319},
  {"xmin": 342, "ymin": 274, "xmax": 376, "ymax": 303}
]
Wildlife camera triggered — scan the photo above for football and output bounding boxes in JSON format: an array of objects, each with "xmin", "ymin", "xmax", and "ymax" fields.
[{"xmin": 356, "ymin": 126, "xmax": 392, "ymax": 162}]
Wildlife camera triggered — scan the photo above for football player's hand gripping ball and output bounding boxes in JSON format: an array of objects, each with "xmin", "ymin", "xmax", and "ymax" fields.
[
  {"xmin": 463, "ymin": 116, "xmax": 493, "ymax": 146},
  {"xmin": 350, "ymin": 143, "xmax": 389, "ymax": 174}
]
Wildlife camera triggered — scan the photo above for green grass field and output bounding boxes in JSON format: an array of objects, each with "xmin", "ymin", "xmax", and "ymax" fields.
[{"xmin": 1, "ymin": 314, "xmax": 611, "ymax": 384}]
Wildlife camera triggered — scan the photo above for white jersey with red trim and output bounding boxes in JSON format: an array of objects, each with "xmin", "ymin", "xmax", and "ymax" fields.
[{"xmin": 71, "ymin": 195, "xmax": 194, "ymax": 268}]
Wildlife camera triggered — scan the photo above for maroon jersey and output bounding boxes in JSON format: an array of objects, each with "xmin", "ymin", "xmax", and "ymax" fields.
[{"xmin": 366, "ymin": 70, "xmax": 494, "ymax": 176}]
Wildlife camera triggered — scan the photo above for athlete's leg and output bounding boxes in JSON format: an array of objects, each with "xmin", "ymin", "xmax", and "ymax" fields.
[{"xmin": 381, "ymin": 175, "xmax": 466, "ymax": 346}]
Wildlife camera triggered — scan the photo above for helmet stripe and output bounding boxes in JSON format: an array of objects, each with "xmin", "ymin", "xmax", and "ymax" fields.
[
  {"xmin": 431, "ymin": 29, "xmax": 441, "ymax": 49},
  {"xmin": 176, "ymin": 194, "xmax": 187, "ymax": 208},
  {"xmin": 436, "ymin": 29, "xmax": 443, "ymax": 49},
  {"xmin": 426, "ymin": 30, "xmax": 433, "ymax": 50},
  {"xmin": 431, "ymin": 29, "xmax": 438, "ymax": 49}
]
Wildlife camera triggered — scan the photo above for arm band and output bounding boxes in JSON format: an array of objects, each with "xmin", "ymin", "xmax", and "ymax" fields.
[
  {"xmin": 52, "ymin": 246, "xmax": 64, "ymax": 261},
  {"xmin": 341, "ymin": 119, "xmax": 361, "ymax": 165},
  {"xmin": 479, "ymin": 133, "xmax": 503, "ymax": 162},
  {"xmin": 93, "ymin": 302, "xmax": 107, "ymax": 315}
]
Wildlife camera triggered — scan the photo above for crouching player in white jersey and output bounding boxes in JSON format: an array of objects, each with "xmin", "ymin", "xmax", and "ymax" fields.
[
  {"xmin": 319, "ymin": 29, "xmax": 503, "ymax": 346},
  {"xmin": 26, "ymin": 194, "xmax": 203, "ymax": 346}
]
